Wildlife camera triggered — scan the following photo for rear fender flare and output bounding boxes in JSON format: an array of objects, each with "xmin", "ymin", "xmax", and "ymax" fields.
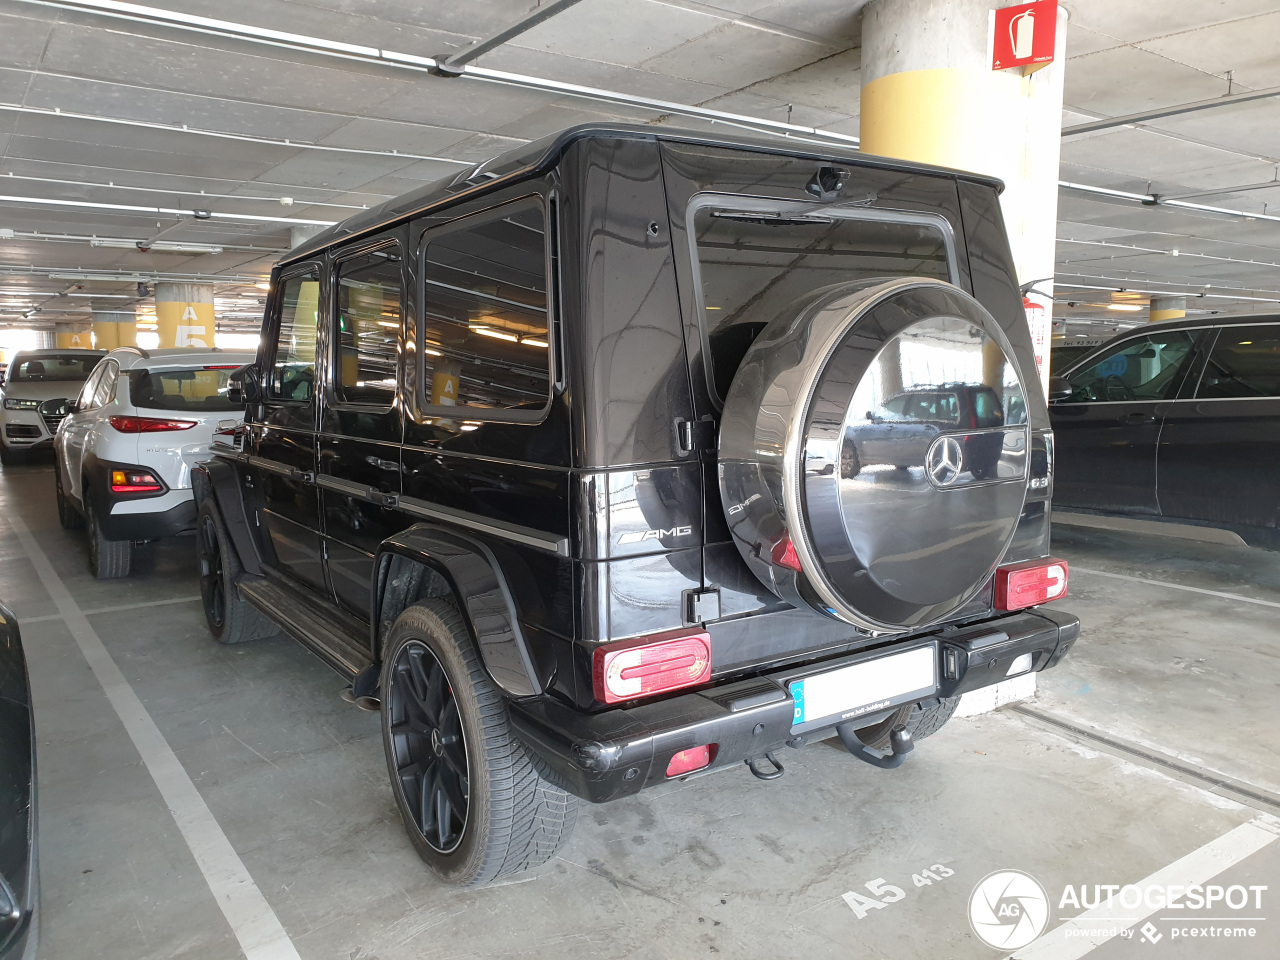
[{"xmin": 374, "ymin": 525, "xmax": 543, "ymax": 698}]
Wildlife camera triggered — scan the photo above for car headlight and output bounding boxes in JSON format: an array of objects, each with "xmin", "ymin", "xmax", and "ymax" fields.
[{"xmin": 2, "ymin": 398, "xmax": 39, "ymax": 410}]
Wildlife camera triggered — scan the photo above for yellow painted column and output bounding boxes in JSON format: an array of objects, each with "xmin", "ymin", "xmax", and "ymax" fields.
[
  {"xmin": 54, "ymin": 322, "xmax": 93, "ymax": 349},
  {"xmin": 1149, "ymin": 296, "xmax": 1186, "ymax": 323},
  {"xmin": 860, "ymin": 0, "xmax": 1069, "ymax": 397},
  {"xmin": 92, "ymin": 311, "xmax": 138, "ymax": 350},
  {"xmin": 154, "ymin": 281, "xmax": 215, "ymax": 348}
]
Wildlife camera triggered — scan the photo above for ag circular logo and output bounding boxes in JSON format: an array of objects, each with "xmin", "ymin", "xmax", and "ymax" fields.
[{"xmin": 968, "ymin": 869, "xmax": 1049, "ymax": 951}]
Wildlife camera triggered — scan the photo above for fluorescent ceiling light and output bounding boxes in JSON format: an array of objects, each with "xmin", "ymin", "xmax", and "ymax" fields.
[
  {"xmin": 474, "ymin": 328, "xmax": 518, "ymax": 342},
  {"xmin": 522, "ymin": 338, "xmax": 549, "ymax": 348},
  {"xmin": 1107, "ymin": 304, "xmax": 1144, "ymax": 312},
  {"xmin": 0, "ymin": 194, "xmax": 334, "ymax": 227}
]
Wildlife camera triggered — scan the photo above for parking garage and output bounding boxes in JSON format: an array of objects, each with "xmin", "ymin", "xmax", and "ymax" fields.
[{"xmin": 1, "ymin": 2, "xmax": 1278, "ymax": 960}]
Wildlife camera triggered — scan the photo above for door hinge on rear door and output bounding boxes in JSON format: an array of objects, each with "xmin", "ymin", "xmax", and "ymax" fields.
[
  {"xmin": 676, "ymin": 418, "xmax": 716, "ymax": 455},
  {"xmin": 683, "ymin": 588, "xmax": 721, "ymax": 626}
]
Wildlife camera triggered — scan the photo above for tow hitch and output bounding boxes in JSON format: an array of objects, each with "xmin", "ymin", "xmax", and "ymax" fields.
[{"xmin": 837, "ymin": 722, "xmax": 914, "ymax": 769}]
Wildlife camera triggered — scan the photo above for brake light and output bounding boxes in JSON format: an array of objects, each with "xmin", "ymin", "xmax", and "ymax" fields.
[
  {"xmin": 994, "ymin": 558, "xmax": 1068, "ymax": 611},
  {"xmin": 666, "ymin": 744, "xmax": 715, "ymax": 778},
  {"xmin": 109, "ymin": 416, "xmax": 197, "ymax": 433},
  {"xmin": 593, "ymin": 630, "xmax": 711, "ymax": 704},
  {"xmin": 111, "ymin": 469, "xmax": 163, "ymax": 493},
  {"xmin": 204, "ymin": 365, "xmax": 240, "ymax": 370}
]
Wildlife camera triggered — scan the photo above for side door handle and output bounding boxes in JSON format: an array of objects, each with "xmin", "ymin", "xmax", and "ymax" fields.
[
  {"xmin": 1119, "ymin": 412, "xmax": 1155, "ymax": 423},
  {"xmin": 365, "ymin": 456, "xmax": 400, "ymax": 472}
]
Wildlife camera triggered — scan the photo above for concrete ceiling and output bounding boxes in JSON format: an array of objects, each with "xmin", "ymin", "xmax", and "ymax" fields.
[{"xmin": 0, "ymin": 0, "xmax": 1276, "ymax": 340}]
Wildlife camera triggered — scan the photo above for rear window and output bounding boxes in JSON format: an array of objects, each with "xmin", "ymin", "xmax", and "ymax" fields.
[
  {"xmin": 1196, "ymin": 325, "xmax": 1280, "ymax": 399},
  {"xmin": 691, "ymin": 199, "xmax": 955, "ymax": 402},
  {"xmin": 9, "ymin": 355, "xmax": 99, "ymax": 382},
  {"xmin": 129, "ymin": 368, "xmax": 244, "ymax": 412}
]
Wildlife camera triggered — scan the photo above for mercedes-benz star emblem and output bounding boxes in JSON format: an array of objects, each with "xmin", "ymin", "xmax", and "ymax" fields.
[{"xmin": 926, "ymin": 436, "xmax": 964, "ymax": 487}]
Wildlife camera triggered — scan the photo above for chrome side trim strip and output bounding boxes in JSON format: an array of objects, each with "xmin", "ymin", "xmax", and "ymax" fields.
[
  {"xmin": 397, "ymin": 495, "xmax": 569, "ymax": 556},
  {"xmin": 315, "ymin": 475, "xmax": 371, "ymax": 498},
  {"xmin": 245, "ymin": 455, "xmax": 297, "ymax": 478}
]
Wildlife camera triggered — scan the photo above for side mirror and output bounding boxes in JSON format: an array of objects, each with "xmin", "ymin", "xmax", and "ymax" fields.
[
  {"xmin": 227, "ymin": 364, "xmax": 262, "ymax": 405},
  {"xmin": 1047, "ymin": 376, "xmax": 1073, "ymax": 403},
  {"xmin": 38, "ymin": 397, "xmax": 70, "ymax": 418}
]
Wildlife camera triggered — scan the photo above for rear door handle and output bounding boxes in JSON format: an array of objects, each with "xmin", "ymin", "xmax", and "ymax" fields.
[{"xmin": 1119, "ymin": 412, "xmax": 1155, "ymax": 423}]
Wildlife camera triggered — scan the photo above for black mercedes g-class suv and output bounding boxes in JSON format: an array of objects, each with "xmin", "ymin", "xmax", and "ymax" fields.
[{"xmin": 194, "ymin": 124, "xmax": 1078, "ymax": 886}]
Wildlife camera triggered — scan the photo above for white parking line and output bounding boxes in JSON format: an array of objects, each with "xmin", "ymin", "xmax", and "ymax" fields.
[
  {"xmin": 21, "ymin": 594, "xmax": 202, "ymax": 624},
  {"xmin": 11, "ymin": 515, "xmax": 301, "ymax": 960},
  {"xmin": 1013, "ymin": 816, "xmax": 1280, "ymax": 959},
  {"xmin": 1073, "ymin": 565, "xmax": 1280, "ymax": 610}
]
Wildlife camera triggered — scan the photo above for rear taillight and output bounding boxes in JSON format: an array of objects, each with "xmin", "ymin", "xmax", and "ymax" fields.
[
  {"xmin": 994, "ymin": 558, "xmax": 1068, "ymax": 611},
  {"xmin": 109, "ymin": 416, "xmax": 197, "ymax": 433},
  {"xmin": 666, "ymin": 744, "xmax": 715, "ymax": 778},
  {"xmin": 592, "ymin": 630, "xmax": 711, "ymax": 705},
  {"xmin": 771, "ymin": 536, "xmax": 801, "ymax": 571},
  {"xmin": 111, "ymin": 469, "xmax": 163, "ymax": 494}
]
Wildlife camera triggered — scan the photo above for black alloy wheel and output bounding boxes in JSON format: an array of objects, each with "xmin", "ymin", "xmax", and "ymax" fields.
[
  {"xmin": 387, "ymin": 640, "xmax": 469, "ymax": 854},
  {"xmin": 198, "ymin": 513, "xmax": 226, "ymax": 630}
]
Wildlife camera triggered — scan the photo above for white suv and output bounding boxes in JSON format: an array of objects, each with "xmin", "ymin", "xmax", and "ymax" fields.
[
  {"xmin": 52, "ymin": 346, "xmax": 256, "ymax": 578},
  {"xmin": 0, "ymin": 349, "xmax": 104, "ymax": 464}
]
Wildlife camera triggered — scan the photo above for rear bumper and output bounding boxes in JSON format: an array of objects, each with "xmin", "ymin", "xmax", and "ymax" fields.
[
  {"xmin": 510, "ymin": 608, "xmax": 1078, "ymax": 803},
  {"xmin": 100, "ymin": 498, "xmax": 197, "ymax": 541}
]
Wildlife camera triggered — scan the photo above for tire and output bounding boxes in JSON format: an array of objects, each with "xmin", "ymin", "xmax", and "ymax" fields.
[
  {"xmin": 85, "ymin": 494, "xmax": 131, "ymax": 579},
  {"xmin": 381, "ymin": 600, "xmax": 578, "ymax": 886},
  {"xmin": 854, "ymin": 696, "xmax": 961, "ymax": 751},
  {"xmin": 197, "ymin": 499, "xmax": 277, "ymax": 644},
  {"xmin": 55, "ymin": 467, "xmax": 84, "ymax": 529}
]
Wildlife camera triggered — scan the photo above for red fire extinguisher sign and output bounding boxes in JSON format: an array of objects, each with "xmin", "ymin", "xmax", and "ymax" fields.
[{"xmin": 992, "ymin": 0, "xmax": 1058, "ymax": 71}]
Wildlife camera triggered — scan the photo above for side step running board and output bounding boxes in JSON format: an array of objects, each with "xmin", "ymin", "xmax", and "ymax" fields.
[{"xmin": 238, "ymin": 578, "xmax": 373, "ymax": 681}]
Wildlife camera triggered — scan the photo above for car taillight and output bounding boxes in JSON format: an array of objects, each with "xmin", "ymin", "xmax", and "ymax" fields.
[
  {"xmin": 994, "ymin": 558, "xmax": 1068, "ymax": 611},
  {"xmin": 109, "ymin": 416, "xmax": 197, "ymax": 433},
  {"xmin": 111, "ymin": 469, "xmax": 163, "ymax": 493},
  {"xmin": 666, "ymin": 744, "xmax": 715, "ymax": 778},
  {"xmin": 592, "ymin": 630, "xmax": 712, "ymax": 704}
]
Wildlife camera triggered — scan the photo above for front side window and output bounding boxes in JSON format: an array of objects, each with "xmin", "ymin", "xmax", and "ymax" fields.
[
  {"xmin": 130, "ymin": 368, "xmax": 245, "ymax": 412},
  {"xmin": 692, "ymin": 200, "xmax": 954, "ymax": 402},
  {"xmin": 420, "ymin": 199, "xmax": 551, "ymax": 417},
  {"xmin": 1196, "ymin": 325, "xmax": 1280, "ymax": 399},
  {"xmin": 334, "ymin": 245, "xmax": 402, "ymax": 406},
  {"xmin": 76, "ymin": 366, "xmax": 105, "ymax": 410},
  {"xmin": 1060, "ymin": 331, "xmax": 1197, "ymax": 403},
  {"xmin": 267, "ymin": 272, "xmax": 320, "ymax": 402}
]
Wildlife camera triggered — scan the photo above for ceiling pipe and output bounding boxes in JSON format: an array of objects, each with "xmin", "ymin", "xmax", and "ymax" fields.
[
  {"xmin": 1059, "ymin": 181, "xmax": 1280, "ymax": 224},
  {"xmin": 433, "ymin": 0, "xmax": 587, "ymax": 74},
  {"xmin": 1, "ymin": 172, "xmax": 377, "ymax": 209},
  {"xmin": 1062, "ymin": 85, "xmax": 1280, "ymax": 137},
  {"xmin": 0, "ymin": 193, "xmax": 337, "ymax": 226}
]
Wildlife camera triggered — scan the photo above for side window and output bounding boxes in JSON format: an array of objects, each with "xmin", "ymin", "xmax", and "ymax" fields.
[
  {"xmin": 421, "ymin": 198, "xmax": 551, "ymax": 417},
  {"xmin": 266, "ymin": 272, "xmax": 320, "ymax": 402},
  {"xmin": 77, "ymin": 367, "xmax": 104, "ymax": 410},
  {"xmin": 1196, "ymin": 325, "xmax": 1280, "ymax": 399},
  {"xmin": 1061, "ymin": 331, "xmax": 1197, "ymax": 403},
  {"xmin": 92, "ymin": 363, "xmax": 117, "ymax": 408},
  {"xmin": 334, "ymin": 244, "xmax": 402, "ymax": 406}
]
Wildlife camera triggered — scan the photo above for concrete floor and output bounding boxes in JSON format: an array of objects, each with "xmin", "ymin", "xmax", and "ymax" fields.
[{"xmin": 2, "ymin": 456, "xmax": 1277, "ymax": 960}]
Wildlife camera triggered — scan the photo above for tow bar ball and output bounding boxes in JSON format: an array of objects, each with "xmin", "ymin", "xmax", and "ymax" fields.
[{"xmin": 838, "ymin": 723, "xmax": 915, "ymax": 769}]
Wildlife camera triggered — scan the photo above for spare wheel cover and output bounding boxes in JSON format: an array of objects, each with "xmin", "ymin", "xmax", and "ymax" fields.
[{"xmin": 718, "ymin": 277, "xmax": 1030, "ymax": 632}]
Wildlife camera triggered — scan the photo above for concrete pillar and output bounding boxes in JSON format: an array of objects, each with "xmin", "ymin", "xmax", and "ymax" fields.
[
  {"xmin": 1149, "ymin": 296, "xmax": 1186, "ymax": 323},
  {"xmin": 92, "ymin": 310, "xmax": 138, "ymax": 350},
  {"xmin": 154, "ymin": 282, "xmax": 214, "ymax": 349},
  {"xmin": 54, "ymin": 322, "xmax": 93, "ymax": 350},
  {"xmin": 860, "ymin": 0, "xmax": 1069, "ymax": 397},
  {"xmin": 290, "ymin": 224, "xmax": 325, "ymax": 250}
]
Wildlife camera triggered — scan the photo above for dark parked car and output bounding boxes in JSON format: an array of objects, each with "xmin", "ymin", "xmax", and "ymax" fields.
[
  {"xmin": 841, "ymin": 383, "xmax": 1011, "ymax": 481},
  {"xmin": 194, "ymin": 124, "xmax": 1077, "ymax": 886},
  {"xmin": 1050, "ymin": 314, "xmax": 1280, "ymax": 545},
  {"xmin": 0, "ymin": 604, "xmax": 36, "ymax": 960}
]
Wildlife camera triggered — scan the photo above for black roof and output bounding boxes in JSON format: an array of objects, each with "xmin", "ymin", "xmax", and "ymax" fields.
[{"xmin": 281, "ymin": 123, "xmax": 1007, "ymax": 267}]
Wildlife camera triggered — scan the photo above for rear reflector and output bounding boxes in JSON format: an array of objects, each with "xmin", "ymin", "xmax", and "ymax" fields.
[
  {"xmin": 109, "ymin": 416, "xmax": 197, "ymax": 433},
  {"xmin": 111, "ymin": 469, "xmax": 162, "ymax": 494},
  {"xmin": 593, "ymin": 630, "xmax": 711, "ymax": 705},
  {"xmin": 771, "ymin": 536, "xmax": 801, "ymax": 572},
  {"xmin": 994, "ymin": 558, "xmax": 1068, "ymax": 611},
  {"xmin": 666, "ymin": 744, "xmax": 714, "ymax": 778}
]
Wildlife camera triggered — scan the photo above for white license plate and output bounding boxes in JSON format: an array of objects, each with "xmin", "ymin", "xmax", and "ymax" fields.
[{"xmin": 789, "ymin": 646, "xmax": 937, "ymax": 727}]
